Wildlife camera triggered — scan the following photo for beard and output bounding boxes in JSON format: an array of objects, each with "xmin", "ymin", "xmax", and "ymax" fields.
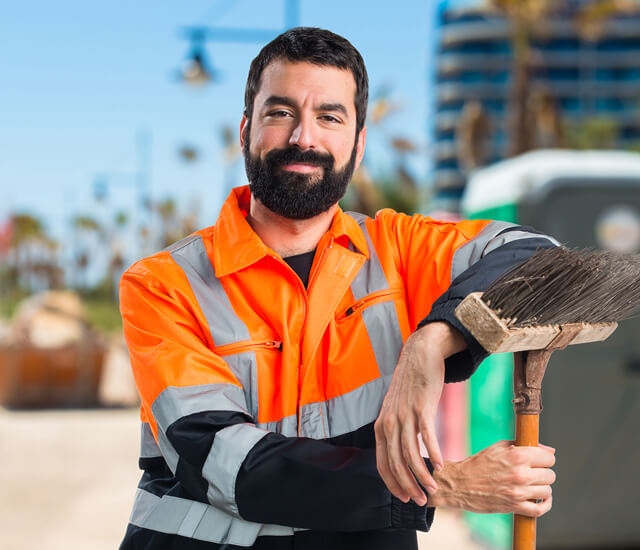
[{"xmin": 244, "ymin": 134, "xmax": 358, "ymax": 220}]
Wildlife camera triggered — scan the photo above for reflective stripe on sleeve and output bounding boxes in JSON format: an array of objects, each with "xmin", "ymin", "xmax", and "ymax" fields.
[
  {"xmin": 450, "ymin": 221, "xmax": 559, "ymax": 281},
  {"xmin": 128, "ymin": 488, "xmax": 298, "ymax": 547},
  {"xmin": 140, "ymin": 422, "xmax": 162, "ymax": 459},
  {"xmin": 202, "ymin": 423, "xmax": 270, "ymax": 515},
  {"xmin": 482, "ymin": 229, "xmax": 560, "ymax": 256},
  {"xmin": 150, "ymin": 383, "xmax": 250, "ymax": 472},
  {"xmin": 152, "ymin": 383, "xmax": 249, "ymax": 430}
]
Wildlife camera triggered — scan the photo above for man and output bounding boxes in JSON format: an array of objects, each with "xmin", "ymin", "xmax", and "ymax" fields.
[{"xmin": 119, "ymin": 27, "xmax": 557, "ymax": 550}]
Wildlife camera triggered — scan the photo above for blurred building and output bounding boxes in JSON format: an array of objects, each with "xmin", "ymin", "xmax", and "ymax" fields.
[{"xmin": 432, "ymin": 0, "xmax": 640, "ymax": 210}]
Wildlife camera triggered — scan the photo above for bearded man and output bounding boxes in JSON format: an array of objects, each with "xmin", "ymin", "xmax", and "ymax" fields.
[{"xmin": 119, "ymin": 27, "xmax": 557, "ymax": 550}]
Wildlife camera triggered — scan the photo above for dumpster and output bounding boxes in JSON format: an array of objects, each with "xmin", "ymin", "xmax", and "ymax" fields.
[
  {"xmin": 0, "ymin": 291, "xmax": 106, "ymax": 408},
  {"xmin": 462, "ymin": 150, "xmax": 640, "ymax": 549}
]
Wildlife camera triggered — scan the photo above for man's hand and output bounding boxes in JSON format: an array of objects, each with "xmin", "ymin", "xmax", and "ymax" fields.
[
  {"xmin": 374, "ymin": 322, "xmax": 466, "ymax": 506},
  {"xmin": 429, "ymin": 440, "xmax": 556, "ymax": 517}
]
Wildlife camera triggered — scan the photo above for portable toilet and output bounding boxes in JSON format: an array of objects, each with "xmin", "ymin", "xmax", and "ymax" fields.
[{"xmin": 461, "ymin": 150, "xmax": 640, "ymax": 549}]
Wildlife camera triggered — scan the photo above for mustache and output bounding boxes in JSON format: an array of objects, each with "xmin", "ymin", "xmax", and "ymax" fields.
[{"xmin": 265, "ymin": 147, "xmax": 335, "ymax": 170}]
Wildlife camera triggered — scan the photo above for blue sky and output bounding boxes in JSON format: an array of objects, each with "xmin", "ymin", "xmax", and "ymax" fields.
[{"xmin": 0, "ymin": 0, "xmax": 441, "ymax": 254}]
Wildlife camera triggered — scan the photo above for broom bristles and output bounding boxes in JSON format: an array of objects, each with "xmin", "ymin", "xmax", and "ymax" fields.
[{"xmin": 481, "ymin": 247, "xmax": 640, "ymax": 328}]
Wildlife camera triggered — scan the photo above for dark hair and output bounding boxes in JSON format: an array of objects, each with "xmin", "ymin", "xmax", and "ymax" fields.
[{"xmin": 244, "ymin": 27, "xmax": 368, "ymax": 132}]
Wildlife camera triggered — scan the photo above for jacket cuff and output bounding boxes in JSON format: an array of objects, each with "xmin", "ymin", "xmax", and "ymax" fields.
[
  {"xmin": 390, "ymin": 497, "xmax": 435, "ymax": 532},
  {"xmin": 389, "ymin": 458, "xmax": 436, "ymax": 532},
  {"xmin": 418, "ymin": 300, "xmax": 489, "ymax": 383}
]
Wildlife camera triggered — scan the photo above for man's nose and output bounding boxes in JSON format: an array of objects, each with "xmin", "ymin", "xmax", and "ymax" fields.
[{"xmin": 288, "ymin": 116, "xmax": 316, "ymax": 150}]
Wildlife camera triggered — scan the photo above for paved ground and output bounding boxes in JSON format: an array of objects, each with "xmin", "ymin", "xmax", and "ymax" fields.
[{"xmin": 0, "ymin": 407, "xmax": 484, "ymax": 550}]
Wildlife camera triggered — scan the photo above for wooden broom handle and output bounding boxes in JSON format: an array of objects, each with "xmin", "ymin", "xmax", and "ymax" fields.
[{"xmin": 513, "ymin": 413, "xmax": 539, "ymax": 550}]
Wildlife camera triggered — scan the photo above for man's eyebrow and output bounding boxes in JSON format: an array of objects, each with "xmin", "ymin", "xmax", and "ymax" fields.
[
  {"xmin": 263, "ymin": 95, "xmax": 297, "ymax": 109},
  {"xmin": 317, "ymin": 102, "xmax": 349, "ymax": 118}
]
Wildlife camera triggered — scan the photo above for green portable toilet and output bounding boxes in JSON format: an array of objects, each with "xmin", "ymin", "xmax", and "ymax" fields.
[{"xmin": 461, "ymin": 150, "xmax": 640, "ymax": 549}]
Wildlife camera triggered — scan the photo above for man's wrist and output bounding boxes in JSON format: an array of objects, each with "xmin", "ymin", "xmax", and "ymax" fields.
[
  {"xmin": 427, "ymin": 460, "xmax": 459, "ymax": 509},
  {"xmin": 412, "ymin": 322, "xmax": 467, "ymax": 360}
]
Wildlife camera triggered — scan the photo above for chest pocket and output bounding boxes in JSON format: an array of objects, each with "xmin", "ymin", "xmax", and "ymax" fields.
[
  {"xmin": 336, "ymin": 288, "xmax": 404, "ymax": 323},
  {"xmin": 335, "ymin": 287, "xmax": 405, "ymax": 379},
  {"xmin": 215, "ymin": 339, "xmax": 282, "ymax": 420}
]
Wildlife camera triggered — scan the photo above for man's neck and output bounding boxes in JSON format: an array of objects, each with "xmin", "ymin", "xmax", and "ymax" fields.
[{"xmin": 247, "ymin": 196, "xmax": 338, "ymax": 258}]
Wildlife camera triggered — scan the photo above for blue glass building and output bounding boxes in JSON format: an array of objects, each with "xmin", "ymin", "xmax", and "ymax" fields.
[{"xmin": 433, "ymin": 0, "xmax": 640, "ymax": 209}]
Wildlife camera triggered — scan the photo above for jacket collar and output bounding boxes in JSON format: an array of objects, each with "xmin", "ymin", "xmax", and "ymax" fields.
[{"xmin": 212, "ymin": 185, "xmax": 370, "ymax": 277}]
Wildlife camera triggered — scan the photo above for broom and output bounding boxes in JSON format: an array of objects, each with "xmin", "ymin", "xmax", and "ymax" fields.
[{"xmin": 454, "ymin": 246, "xmax": 640, "ymax": 550}]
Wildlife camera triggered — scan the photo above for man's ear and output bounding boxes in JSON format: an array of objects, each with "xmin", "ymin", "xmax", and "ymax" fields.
[
  {"xmin": 240, "ymin": 113, "xmax": 249, "ymax": 150},
  {"xmin": 354, "ymin": 125, "xmax": 367, "ymax": 171}
]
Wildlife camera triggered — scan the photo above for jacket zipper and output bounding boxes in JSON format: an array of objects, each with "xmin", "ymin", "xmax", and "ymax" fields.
[
  {"xmin": 215, "ymin": 339, "xmax": 282, "ymax": 356},
  {"xmin": 338, "ymin": 288, "xmax": 403, "ymax": 320},
  {"xmin": 306, "ymin": 236, "xmax": 333, "ymax": 292}
]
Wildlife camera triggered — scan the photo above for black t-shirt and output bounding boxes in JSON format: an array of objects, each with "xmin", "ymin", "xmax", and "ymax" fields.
[{"xmin": 283, "ymin": 249, "xmax": 316, "ymax": 289}]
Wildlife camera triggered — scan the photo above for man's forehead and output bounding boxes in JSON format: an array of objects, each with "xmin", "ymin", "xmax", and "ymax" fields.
[{"xmin": 255, "ymin": 60, "xmax": 357, "ymax": 108}]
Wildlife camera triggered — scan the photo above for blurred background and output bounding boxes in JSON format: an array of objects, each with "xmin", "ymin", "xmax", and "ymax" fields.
[{"xmin": 1, "ymin": 1, "xmax": 640, "ymax": 549}]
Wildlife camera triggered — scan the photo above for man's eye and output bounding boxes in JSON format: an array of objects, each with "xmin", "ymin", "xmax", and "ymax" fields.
[
  {"xmin": 320, "ymin": 115, "xmax": 340, "ymax": 123},
  {"xmin": 269, "ymin": 110, "xmax": 291, "ymax": 118}
]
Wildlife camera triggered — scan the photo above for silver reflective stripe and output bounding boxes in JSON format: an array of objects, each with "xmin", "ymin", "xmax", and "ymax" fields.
[
  {"xmin": 152, "ymin": 383, "xmax": 249, "ymax": 430},
  {"xmin": 168, "ymin": 235, "xmax": 258, "ymax": 417},
  {"xmin": 482, "ymin": 230, "xmax": 560, "ymax": 256},
  {"xmin": 346, "ymin": 213, "xmax": 388, "ymax": 297},
  {"xmin": 257, "ymin": 414, "xmax": 298, "ymax": 437},
  {"xmin": 299, "ymin": 375, "xmax": 391, "ymax": 439},
  {"xmin": 150, "ymin": 383, "xmax": 249, "ymax": 473},
  {"xmin": 299, "ymin": 402, "xmax": 328, "ymax": 439},
  {"xmin": 202, "ymin": 423, "xmax": 269, "ymax": 516},
  {"xmin": 361, "ymin": 301, "xmax": 403, "ymax": 378},
  {"xmin": 325, "ymin": 375, "xmax": 389, "ymax": 438},
  {"xmin": 450, "ymin": 221, "xmax": 558, "ymax": 281},
  {"xmin": 223, "ymin": 352, "xmax": 259, "ymax": 420},
  {"xmin": 169, "ymin": 235, "xmax": 251, "ymax": 346},
  {"xmin": 451, "ymin": 221, "xmax": 515, "ymax": 282},
  {"xmin": 140, "ymin": 422, "xmax": 162, "ymax": 459},
  {"xmin": 347, "ymin": 212, "xmax": 404, "ymax": 378},
  {"xmin": 157, "ymin": 429, "xmax": 179, "ymax": 472},
  {"xmin": 129, "ymin": 488, "xmax": 297, "ymax": 546}
]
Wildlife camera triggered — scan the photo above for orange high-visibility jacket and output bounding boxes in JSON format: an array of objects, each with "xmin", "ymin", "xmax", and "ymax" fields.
[{"xmin": 119, "ymin": 186, "xmax": 557, "ymax": 550}]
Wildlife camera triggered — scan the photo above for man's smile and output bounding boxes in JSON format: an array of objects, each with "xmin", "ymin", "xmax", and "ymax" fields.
[{"xmin": 280, "ymin": 162, "xmax": 322, "ymax": 173}]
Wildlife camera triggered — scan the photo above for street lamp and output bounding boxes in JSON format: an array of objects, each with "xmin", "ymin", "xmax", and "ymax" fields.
[
  {"xmin": 179, "ymin": 29, "xmax": 216, "ymax": 86},
  {"xmin": 176, "ymin": 0, "xmax": 300, "ymax": 88}
]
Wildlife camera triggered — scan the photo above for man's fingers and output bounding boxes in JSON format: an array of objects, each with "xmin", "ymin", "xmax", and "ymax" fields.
[
  {"xmin": 400, "ymin": 426, "xmax": 431, "ymax": 503},
  {"xmin": 523, "ymin": 484, "xmax": 553, "ymax": 502},
  {"xmin": 419, "ymin": 421, "xmax": 443, "ymax": 473},
  {"xmin": 527, "ymin": 446, "xmax": 556, "ymax": 468},
  {"xmin": 375, "ymin": 427, "xmax": 409, "ymax": 502},
  {"xmin": 386, "ymin": 422, "xmax": 425, "ymax": 504},
  {"xmin": 531, "ymin": 467, "xmax": 556, "ymax": 486},
  {"xmin": 516, "ymin": 495, "xmax": 553, "ymax": 518}
]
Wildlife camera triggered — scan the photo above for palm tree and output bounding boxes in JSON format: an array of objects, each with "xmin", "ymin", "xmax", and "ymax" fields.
[
  {"xmin": 487, "ymin": 0, "xmax": 555, "ymax": 155},
  {"xmin": 489, "ymin": 0, "xmax": 640, "ymax": 155},
  {"xmin": 71, "ymin": 214, "xmax": 103, "ymax": 289}
]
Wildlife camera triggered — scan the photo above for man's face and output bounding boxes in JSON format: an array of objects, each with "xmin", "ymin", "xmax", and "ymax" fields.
[{"xmin": 240, "ymin": 60, "xmax": 366, "ymax": 220}]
